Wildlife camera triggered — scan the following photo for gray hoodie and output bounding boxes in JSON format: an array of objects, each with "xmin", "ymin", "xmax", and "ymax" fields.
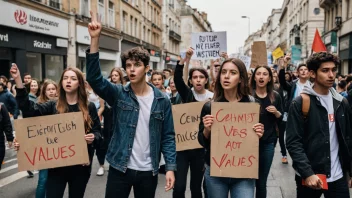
[{"xmin": 302, "ymin": 84, "xmax": 344, "ymax": 103}]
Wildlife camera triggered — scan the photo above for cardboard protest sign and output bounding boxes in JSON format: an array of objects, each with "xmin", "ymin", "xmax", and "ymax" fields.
[
  {"xmin": 272, "ymin": 47, "xmax": 284, "ymax": 61},
  {"xmin": 192, "ymin": 31, "xmax": 227, "ymax": 60},
  {"xmin": 172, "ymin": 102, "xmax": 206, "ymax": 151},
  {"xmin": 14, "ymin": 112, "xmax": 89, "ymax": 171},
  {"xmin": 210, "ymin": 102, "xmax": 260, "ymax": 178},
  {"xmin": 250, "ymin": 41, "xmax": 268, "ymax": 68}
]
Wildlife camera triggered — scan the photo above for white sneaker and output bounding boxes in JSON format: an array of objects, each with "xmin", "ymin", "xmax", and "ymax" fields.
[{"xmin": 97, "ymin": 167, "xmax": 104, "ymax": 176}]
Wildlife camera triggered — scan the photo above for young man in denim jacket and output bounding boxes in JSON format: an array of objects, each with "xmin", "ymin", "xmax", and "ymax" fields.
[{"xmin": 85, "ymin": 11, "xmax": 176, "ymax": 198}]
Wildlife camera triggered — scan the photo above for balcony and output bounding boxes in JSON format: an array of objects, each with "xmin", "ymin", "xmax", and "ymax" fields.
[
  {"xmin": 49, "ymin": 0, "xmax": 60, "ymax": 9},
  {"xmin": 151, "ymin": 0, "xmax": 161, "ymax": 8},
  {"xmin": 319, "ymin": 0, "xmax": 336, "ymax": 8},
  {"xmin": 169, "ymin": 30, "xmax": 181, "ymax": 42},
  {"xmin": 122, "ymin": 32, "xmax": 141, "ymax": 44},
  {"xmin": 142, "ymin": 41, "xmax": 160, "ymax": 51}
]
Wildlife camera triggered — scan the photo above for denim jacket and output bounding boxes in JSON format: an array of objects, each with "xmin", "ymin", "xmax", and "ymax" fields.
[{"xmin": 86, "ymin": 51, "xmax": 177, "ymax": 175}]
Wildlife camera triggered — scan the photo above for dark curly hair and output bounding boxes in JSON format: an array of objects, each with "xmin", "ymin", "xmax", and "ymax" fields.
[
  {"xmin": 121, "ymin": 47, "xmax": 150, "ymax": 70},
  {"xmin": 307, "ymin": 52, "xmax": 340, "ymax": 73}
]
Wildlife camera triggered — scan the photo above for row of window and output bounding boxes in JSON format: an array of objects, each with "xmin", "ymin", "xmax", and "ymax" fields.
[{"xmin": 122, "ymin": 12, "xmax": 160, "ymax": 46}]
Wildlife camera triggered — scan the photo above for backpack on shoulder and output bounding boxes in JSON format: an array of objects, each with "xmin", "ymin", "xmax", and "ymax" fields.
[{"xmin": 301, "ymin": 93, "xmax": 310, "ymax": 119}]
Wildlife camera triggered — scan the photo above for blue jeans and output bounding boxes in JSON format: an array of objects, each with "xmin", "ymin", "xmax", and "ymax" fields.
[
  {"xmin": 256, "ymin": 141, "xmax": 276, "ymax": 198},
  {"xmin": 204, "ymin": 164, "xmax": 255, "ymax": 198},
  {"xmin": 36, "ymin": 169, "xmax": 48, "ymax": 198}
]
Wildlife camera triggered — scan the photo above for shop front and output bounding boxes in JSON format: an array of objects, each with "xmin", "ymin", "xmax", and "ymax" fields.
[
  {"xmin": 339, "ymin": 33, "xmax": 352, "ymax": 74},
  {"xmin": 0, "ymin": 1, "xmax": 68, "ymax": 81},
  {"xmin": 165, "ymin": 54, "xmax": 179, "ymax": 70},
  {"xmin": 76, "ymin": 25, "xmax": 120, "ymax": 78}
]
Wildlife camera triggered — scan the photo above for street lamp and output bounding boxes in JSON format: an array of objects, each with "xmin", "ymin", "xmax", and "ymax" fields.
[{"xmin": 241, "ymin": 16, "xmax": 250, "ymax": 36}]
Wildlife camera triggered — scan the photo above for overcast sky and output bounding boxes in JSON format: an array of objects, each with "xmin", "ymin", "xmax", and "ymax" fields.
[{"xmin": 186, "ymin": 0, "xmax": 284, "ymax": 54}]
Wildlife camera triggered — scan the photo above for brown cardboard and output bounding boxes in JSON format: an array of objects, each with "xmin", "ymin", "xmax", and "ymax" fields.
[
  {"xmin": 250, "ymin": 41, "xmax": 268, "ymax": 68},
  {"xmin": 14, "ymin": 112, "xmax": 89, "ymax": 171},
  {"xmin": 210, "ymin": 102, "xmax": 260, "ymax": 178},
  {"xmin": 172, "ymin": 102, "xmax": 206, "ymax": 151}
]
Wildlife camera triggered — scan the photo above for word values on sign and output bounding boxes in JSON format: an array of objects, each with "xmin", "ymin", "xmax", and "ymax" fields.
[
  {"xmin": 210, "ymin": 103, "xmax": 259, "ymax": 178},
  {"xmin": 24, "ymin": 145, "xmax": 76, "ymax": 166}
]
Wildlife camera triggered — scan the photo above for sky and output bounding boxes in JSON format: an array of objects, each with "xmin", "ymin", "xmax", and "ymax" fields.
[{"xmin": 186, "ymin": 0, "xmax": 284, "ymax": 54}]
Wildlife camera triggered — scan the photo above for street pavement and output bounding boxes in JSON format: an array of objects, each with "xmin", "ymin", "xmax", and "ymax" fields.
[{"xmin": 1, "ymin": 142, "xmax": 352, "ymax": 198}]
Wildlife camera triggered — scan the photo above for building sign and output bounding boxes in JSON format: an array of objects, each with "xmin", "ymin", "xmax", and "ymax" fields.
[
  {"xmin": 0, "ymin": 0, "xmax": 68, "ymax": 38},
  {"xmin": 78, "ymin": 45, "xmax": 118, "ymax": 61},
  {"xmin": 26, "ymin": 33, "xmax": 67, "ymax": 55},
  {"xmin": 340, "ymin": 36, "xmax": 350, "ymax": 51},
  {"xmin": 0, "ymin": 26, "xmax": 26, "ymax": 48},
  {"xmin": 150, "ymin": 56, "xmax": 160, "ymax": 62},
  {"xmin": 76, "ymin": 25, "xmax": 119, "ymax": 51}
]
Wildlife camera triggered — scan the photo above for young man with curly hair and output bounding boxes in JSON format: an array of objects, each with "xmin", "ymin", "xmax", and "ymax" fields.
[
  {"xmin": 85, "ymin": 11, "xmax": 176, "ymax": 198},
  {"xmin": 286, "ymin": 52, "xmax": 352, "ymax": 198}
]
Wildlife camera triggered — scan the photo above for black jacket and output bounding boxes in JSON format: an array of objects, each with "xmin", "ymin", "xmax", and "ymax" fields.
[
  {"xmin": 279, "ymin": 68, "xmax": 298, "ymax": 112},
  {"xmin": 0, "ymin": 103, "xmax": 13, "ymax": 145},
  {"xmin": 286, "ymin": 87, "xmax": 352, "ymax": 179},
  {"xmin": 16, "ymin": 88, "xmax": 102, "ymax": 162}
]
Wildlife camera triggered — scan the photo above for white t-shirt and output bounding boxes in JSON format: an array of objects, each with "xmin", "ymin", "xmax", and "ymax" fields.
[
  {"xmin": 294, "ymin": 80, "xmax": 311, "ymax": 98},
  {"xmin": 191, "ymin": 88, "xmax": 214, "ymax": 101},
  {"xmin": 317, "ymin": 92, "xmax": 343, "ymax": 182},
  {"xmin": 127, "ymin": 87, "xmax": 154, "ymax": 171}
]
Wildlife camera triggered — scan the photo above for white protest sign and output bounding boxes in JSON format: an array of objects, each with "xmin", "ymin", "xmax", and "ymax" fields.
[
  {"xmin": 238, "ymin": 56, "xmax": 251, "ymax": 71},
  {"xmin": 192, "ymin": 32, "xmax": 227, "ymax": 60}
]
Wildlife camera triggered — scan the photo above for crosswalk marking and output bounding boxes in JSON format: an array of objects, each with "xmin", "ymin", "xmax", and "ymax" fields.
[
  {"xmin": 0, "ymin": 164, "xmax": 18, "ymax": 174},
  {"xmin": 3, "ymin": 158, "xmax": 17, "ymax": 164},
  {"xmin": 0, "ymin": 171, "xmax": 35, "ymax": 188}
]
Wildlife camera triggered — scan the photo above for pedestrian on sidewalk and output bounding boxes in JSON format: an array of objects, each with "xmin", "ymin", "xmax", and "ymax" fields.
[
  {"xmin": 250, "ymin": 66, "xmax": 283, "ymax": 198},
  {"xmin": 86, "ymin": 11, "xmax": 176, "ymax": 198},
  {"xmin": 198, "ymin": 58, "xmax": 264, "ymax": 198},
  {"xmin": 286, "ymin": 52, "xmax": 352, "ymax": 198},
  {"xmin": 34, "ymin": 79, "xmax": 58, "ymax": 198},
  {"xmin": 0, "ymin": 103, "xmax": 13, "ymax": 170},
  {"xmin": 11, "ymin": 64, "xmax": 101, "ymax": 198},
  {"xmin": 173, "ymin": 47, "xmax": 213, "ymax": 198}
]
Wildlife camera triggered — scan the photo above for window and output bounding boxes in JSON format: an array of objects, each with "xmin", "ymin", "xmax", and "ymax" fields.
[
  {"xmin": 98, "ymin": 0, "xmax": 105, "ymax": 24},
  {"xmin": 81, "ymin": 0, "xmax": 90, "ymax": 17},
  {"xmin": 135, "ymin": 19, "xmax": 138, "ymax": 38},
  {"xmin": 49, "ymin": 0, "xmax": 60, "ymax": 9},
  {"xmin": 154, "ymin": 8, "xmax": 156, "ymax": 23},
  {"xmin": 45, "ymin": 55, "xmax": 63, "ymax": 82},
  {"xmin": 130, "ymin": 16, "xmax": 133, "ymax": 35},
  {"xmin": 150, "ymin": 5, "xmax": 152, "ymax": 21},
  {"xmin": 123, "ymin": 12, "xmax": 127, "ymax": 32},
  {"xmin": 143, "ymin": 26, "xmax": 146, "ymax": 41},
  {"xmin": 148, "ymin": 29, "xmax": 151, "ymax": 43},
  {"xmin": 26, "ymin": 53, "xmax": 42, "ymax": 81},
  {"xmin": 108, "ymin": 2, "xmax": 115, "ymax": 28}
]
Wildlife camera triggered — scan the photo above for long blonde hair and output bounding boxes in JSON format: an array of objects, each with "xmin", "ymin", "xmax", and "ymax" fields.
[{"xmin": 56, "ymin": 68, "xmax": 92, "ymax": 133}]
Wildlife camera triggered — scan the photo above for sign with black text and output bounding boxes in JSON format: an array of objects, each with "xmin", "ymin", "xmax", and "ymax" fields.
[
  {"xmin": 172, "ymin": 102, "xmax": 206, "ymax": 151},
  {"xmin": 192, "ymin": 32, "xmax": 227, "ymax": 60}
]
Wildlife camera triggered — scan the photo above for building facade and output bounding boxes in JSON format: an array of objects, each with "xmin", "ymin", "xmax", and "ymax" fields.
[
  {"xmin": 320, "ymin": 0, "xmax": 352, "ymax": 74},
  {"xmin": 120, "ymin": 0, "xmax": 163, "ymax": 70},
  {"xmin": 288, "ymin": 0, "xmax": 324, "ymax": 63},
  {"xmin": 161, "ymin": 0, "xmax": 182, "ymax": 69},
  {"xmin": 278, "ymin": 0, "xmax": 290, "ymax": 52}
]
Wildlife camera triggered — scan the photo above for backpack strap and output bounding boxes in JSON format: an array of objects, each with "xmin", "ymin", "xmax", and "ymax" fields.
[{"xmin": 300, "ymin": 93, "xmax": 310, "ymax": 119}]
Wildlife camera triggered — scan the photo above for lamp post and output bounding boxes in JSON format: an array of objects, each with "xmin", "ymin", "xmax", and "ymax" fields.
[{"xmin": 241, "ymin": 16, "xmax": 250, "ymax": 36}]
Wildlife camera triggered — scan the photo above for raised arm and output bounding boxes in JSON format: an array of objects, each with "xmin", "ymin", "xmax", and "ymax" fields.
[
  {"xmin": 10, "ymin": 64, "xmax": 55, "ymax": 117},
  {"xmin": 86, "ymin": 10, "xmax": 120, "ymax": 105},
  {"xmin": 174, "ymin": 48, "xmax": 194, "ymax": 103}
]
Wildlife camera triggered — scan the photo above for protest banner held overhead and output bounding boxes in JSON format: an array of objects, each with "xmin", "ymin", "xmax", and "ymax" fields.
[
  {"xmin": 14, "ymin": 112, "xmax": 90, "ymax": 171},
  {"xmin": 210, "ymin": 102, "xmax": 260, "ymax": 179},
  {"xmin": 192, "ymin": 31, "xmax": 227, "ymax": 60},
  {"xmin": 172, "ymin": 102, "xmax": 205, "ymax": 151},
  {"xmin": 250, "ymin": 41, "xmax": 268, "ymax": 68}
]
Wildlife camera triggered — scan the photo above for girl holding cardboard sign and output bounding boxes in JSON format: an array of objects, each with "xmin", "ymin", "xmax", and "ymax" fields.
[
  {"xmin": 198, "ymin": 58, "xmax": 264, "ymax": 198},
  {"xmin": 11, "ymin": 64, "xmax": 101, "ymax": 198},
  {"xmin": 174, "ymin": 48, "xmax": 214, "ymax": 198}
]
